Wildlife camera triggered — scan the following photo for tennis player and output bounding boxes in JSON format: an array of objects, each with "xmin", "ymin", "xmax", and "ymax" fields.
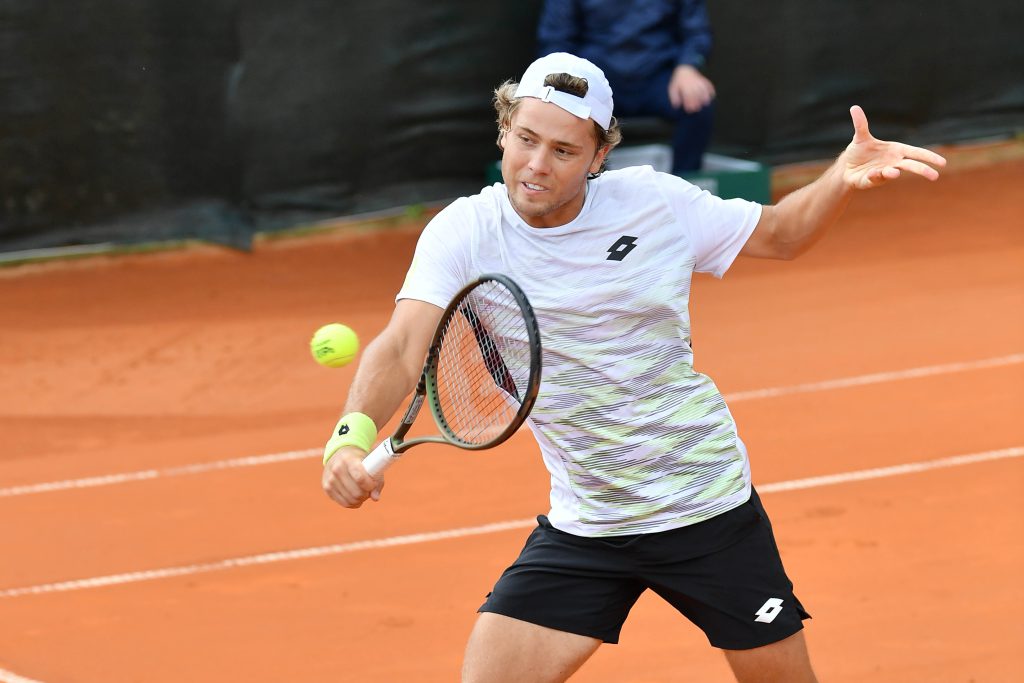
[{"xmin": 322, "ymin": 52, "xmax": 946, "ymax": 682}]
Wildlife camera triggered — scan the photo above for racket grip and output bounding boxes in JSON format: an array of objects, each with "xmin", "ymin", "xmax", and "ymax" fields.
[{"xmin": 361, "ymin": 438, "xmax": 399, "ymax": 477}]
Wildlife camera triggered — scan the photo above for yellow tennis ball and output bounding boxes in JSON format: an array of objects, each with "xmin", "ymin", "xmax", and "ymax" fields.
[{"xmin": 310, "ymin": 323, "xmax": 359, "ymax": 368}]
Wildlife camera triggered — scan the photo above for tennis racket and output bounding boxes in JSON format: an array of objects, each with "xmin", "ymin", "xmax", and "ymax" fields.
[{"xmin": 361, "ymin": 273, "xmax": 542, "ymax": 476}]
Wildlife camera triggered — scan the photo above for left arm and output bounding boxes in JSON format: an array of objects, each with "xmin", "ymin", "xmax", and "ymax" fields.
[{"xmin": 741, "ymin": 105, "xmax": 947, "ymax": 260}]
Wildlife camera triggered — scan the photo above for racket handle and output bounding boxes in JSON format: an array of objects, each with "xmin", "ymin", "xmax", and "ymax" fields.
[{"xmin": 361, "ymin": 438, "xmax": 399, "ymax": 477}]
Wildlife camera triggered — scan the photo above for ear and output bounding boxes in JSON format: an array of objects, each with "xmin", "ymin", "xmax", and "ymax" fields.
[
  {"xmin": 589, "ymin": 145, "xmax": 610, "ymax": 174},
  {"xmin": 497, "ymin": 128, "xmax": 508, "ymax": 151}
]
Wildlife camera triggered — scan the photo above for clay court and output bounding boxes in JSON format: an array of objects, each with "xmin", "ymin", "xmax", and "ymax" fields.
[{"xmin": 1, "ymin": 151, "xmax": 1022, "ymax": 682}]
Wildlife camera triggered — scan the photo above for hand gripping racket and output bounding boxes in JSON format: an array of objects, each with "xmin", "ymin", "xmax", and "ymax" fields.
[{"xmin": 361, "ymin": 273, "xmax": 542, "ymax": 476}]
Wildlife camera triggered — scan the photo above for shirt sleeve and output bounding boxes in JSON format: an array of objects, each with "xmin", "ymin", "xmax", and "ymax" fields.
[
  {"xmin": 395, "ymin": 201, "xmax": 472, "ymax": 307},
  {"xmin": 655, "ymin": 172, "xmax": 761, "ymax": 278},
  {"xmin": 536, "ymin": 0, "xmax": 582, "ymax": 56},
  {"xmin": 676, "ymin": 0, "xmax": 713, "ymax": 68}
]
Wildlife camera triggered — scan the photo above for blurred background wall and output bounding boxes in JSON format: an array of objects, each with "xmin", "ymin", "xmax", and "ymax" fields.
[{"xmin": 1, "ymin": 0, "xmax": 1022, "ymax": 251}]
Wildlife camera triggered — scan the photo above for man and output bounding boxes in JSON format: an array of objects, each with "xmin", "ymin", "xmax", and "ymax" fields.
[
  {"xmin": 536, "ymin": 0, "xmax": 717, "ymax": 172},
  {"xmin": 322, "ymin": 53, "xmax": 945, "ymax": 683}
]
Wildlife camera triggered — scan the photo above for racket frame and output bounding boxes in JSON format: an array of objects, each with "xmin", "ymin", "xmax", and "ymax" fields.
[{"xmin": 362, "ymin": 273, "xmax": 541, "ymax": 475}]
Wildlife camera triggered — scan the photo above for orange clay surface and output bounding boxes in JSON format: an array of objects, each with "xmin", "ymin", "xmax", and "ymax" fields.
[{"xmin": 0, "ymin": 157, "xmax": 1022, "ymax": 682}]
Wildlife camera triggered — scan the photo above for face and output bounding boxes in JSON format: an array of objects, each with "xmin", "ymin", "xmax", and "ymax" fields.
[{"xmin": 500, "ymin": 98, "xmax": 608, "ymax": 228}]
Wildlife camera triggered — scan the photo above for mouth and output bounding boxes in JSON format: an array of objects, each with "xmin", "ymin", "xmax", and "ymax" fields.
[{"xmin": 521, "ymin": 181, "xmax": 547, "ymax": 193}]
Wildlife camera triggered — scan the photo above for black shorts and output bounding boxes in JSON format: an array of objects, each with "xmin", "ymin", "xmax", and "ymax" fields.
[{"xmin": 479, "ymin": 489, "xmax": 810, "ymax": 649}]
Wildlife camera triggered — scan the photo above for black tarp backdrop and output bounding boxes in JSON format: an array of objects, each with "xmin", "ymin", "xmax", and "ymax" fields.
[
  {"xmin": 0, "ymin": 0, "xmax": 244, "ymax": 249},
  {"xmin": 1, "ymin": 1, "xmax": 1022, "ymax": 252}
]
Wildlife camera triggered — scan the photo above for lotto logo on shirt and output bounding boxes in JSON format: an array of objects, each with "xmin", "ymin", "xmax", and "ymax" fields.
[{"xmin": 607, "ymin": 235, "xmax": 638, "ymax": 261}]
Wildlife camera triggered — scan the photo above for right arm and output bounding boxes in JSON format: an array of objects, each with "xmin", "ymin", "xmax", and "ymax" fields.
[{"xmin": 321, "ymin": 298, "xmax": 443, "ymax": 509}]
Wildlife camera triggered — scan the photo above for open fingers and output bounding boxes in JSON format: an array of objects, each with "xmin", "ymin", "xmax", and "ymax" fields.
[
  {"xmin": 900, "ymin": 143, "xmax": 947, "ymax": 170},
  {"xmin": 885, "ymin": 143, "xmax": 946, "ymax": 182},
  {"xmin": 849, "ymin": 105, "xmax": 872, "ymax": 143},
  {"xmin": 862, "ymin": 166, "xmax": 900, "ymax": 187},
  {"xmin": 894, "ymin": 157, "xmax": 942, "ymax": 181}
]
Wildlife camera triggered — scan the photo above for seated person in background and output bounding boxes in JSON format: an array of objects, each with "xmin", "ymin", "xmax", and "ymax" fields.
[{"xmin": 537, "ymin": 0, "xmax": 716, "ymax": 173}]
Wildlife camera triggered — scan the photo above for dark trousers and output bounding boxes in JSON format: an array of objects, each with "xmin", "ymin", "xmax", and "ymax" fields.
[{"xmin": 609, "ymin": 67, "xmax": 715, "ymax": 173}]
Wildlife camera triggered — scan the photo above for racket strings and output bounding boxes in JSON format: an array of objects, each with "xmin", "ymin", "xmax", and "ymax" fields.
[{"xmin": 435, "ymin": 282, "xmax": 534, "ymax": 444}]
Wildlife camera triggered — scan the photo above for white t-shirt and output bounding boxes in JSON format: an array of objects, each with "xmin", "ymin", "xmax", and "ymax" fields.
[{"xmin": 397, "ymin": 165, "xmax": 762, "ymax": 536}]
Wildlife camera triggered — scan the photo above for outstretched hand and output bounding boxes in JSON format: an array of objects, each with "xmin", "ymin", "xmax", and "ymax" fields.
[{"xmin": 843, "ymin": 105, "xmax": 947, "ymax": 190}]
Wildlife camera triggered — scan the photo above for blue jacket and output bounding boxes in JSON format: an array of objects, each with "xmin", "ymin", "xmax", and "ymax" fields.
[{"xmin": 536, "ymin": 0, "xmax": 713, "ymax": 80}]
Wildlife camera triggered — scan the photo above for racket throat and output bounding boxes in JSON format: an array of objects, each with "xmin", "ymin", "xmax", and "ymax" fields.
[{"xmin": 401, "ymin": 394, "xmax": 425, "ymax": 426}]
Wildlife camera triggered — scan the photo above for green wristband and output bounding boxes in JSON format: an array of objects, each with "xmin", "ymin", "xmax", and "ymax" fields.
[{"xmin": 323, "ymin": 412, "xmax": 378, "ymax": 465}]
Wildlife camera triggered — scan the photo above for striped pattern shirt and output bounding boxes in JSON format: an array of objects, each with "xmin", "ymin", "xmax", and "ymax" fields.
[{"xmin": 397, "ymin": 165, "xmax": 761, "ymax": 536}]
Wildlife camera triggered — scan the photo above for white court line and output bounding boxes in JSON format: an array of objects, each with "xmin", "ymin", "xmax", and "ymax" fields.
[
  {"xmin": 0, "ymin": 445, "xmax": 1020, "ymax": 601},
  {"xmin": 723, "ymin": 352, "xmax": 1024, "ymax": 401},
  {"xmin": 0, "ymin": 669, "xmax": 45, "ymax": 683},
  {"xmin": 2, "ymin": 353, "xmax": 1020, "ymax": 500},
  {"xmin": 0, "ymin": 449, "xmax": 320, "ymax": 498}
]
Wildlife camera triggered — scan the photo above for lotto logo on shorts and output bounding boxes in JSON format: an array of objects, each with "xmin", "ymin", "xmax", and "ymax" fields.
[{"xmin": 754, "ymin": 598, "xmax": 784, "ymax": 623}]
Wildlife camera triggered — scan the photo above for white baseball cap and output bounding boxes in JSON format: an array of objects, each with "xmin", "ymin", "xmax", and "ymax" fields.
[{"xmin": 513, "ymin": 52, "xmax": 614, "ymax": 131}]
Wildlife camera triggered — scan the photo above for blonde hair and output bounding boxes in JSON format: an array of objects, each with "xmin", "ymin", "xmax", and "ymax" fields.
[{"xmin": 493, "ymin": 73, "xmax": 622, "ymax": 177}]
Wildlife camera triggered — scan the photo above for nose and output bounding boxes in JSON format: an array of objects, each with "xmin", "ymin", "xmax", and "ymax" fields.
[{"xmin": 527, "ymin": 147, "xmax": 550, "ymax": 175}]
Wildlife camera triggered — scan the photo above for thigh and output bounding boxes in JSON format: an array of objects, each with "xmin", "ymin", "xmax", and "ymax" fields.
[
  {"xmin": 478, "ymin": 515, "xmax": 646, "ymax": 644},
  {"xmin": 722, "ymin": 630, "xmax": 819, "ymax": 683},
  {"xmin": 462, "ymin": 612, "xmax": 601, "ymax": 683}
]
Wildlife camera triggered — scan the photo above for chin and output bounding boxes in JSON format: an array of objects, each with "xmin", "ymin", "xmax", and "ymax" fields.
[{"xmin": 509, "ymin": 192, "xmax": 537, "ymax": 214}]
